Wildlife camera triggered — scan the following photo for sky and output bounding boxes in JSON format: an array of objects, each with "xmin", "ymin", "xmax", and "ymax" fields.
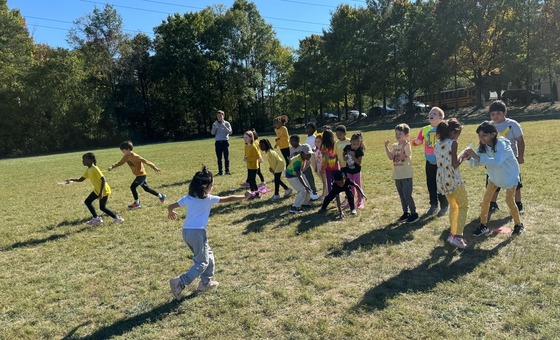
[{"xmin": 7, "ymin": 0, "xmax": 367, "ymax": 50}]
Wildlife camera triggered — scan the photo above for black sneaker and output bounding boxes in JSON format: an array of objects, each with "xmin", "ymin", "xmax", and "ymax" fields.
[
  {"xmin": 406, "ymin": 213, "xmax": 419, "ymax": 223},
  {"xmin": 398, "ymin": 212, "xmax": 410, "ymax": 223},
  {"xmin": 489, "ymin": 202, "xmax": 499, "ymax": 214},
  {"xmin": 217, "ymin": 172, "xmax": 223, "ymax": 176},
  {"xmin": 225, "ymin": 171, "xmax": 232, "ymax": 175},
  {"xmin": 516, "ymin": 202, "xmax": 524, "ymax": 214},
  {"xmin": 512, "ymin": 224, "xmax": 525, "ymax": 235},
  {"xmin": 473, "ymin": 224, "xmax": 490, "ymax": 237}
]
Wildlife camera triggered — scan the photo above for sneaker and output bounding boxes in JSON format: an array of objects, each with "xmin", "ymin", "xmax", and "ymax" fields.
[
  {"xmin": 357, "ymin": 202, "xmax": 365, "ymax": 209},
  {"xmin": 259, "ymin": 182, "xmax": 267, "ymax": 187},
  {"xmin": 216, "ymin": 172, "xmax": 223, "ymax": 176},
  {"xmin": 512, "ymin": 224, "xmax": 525, "ymax": 236},
  {"xmin": 113, "ymin": 216, "xmax": 125, "ymax": 224},
  {"xmin": 437, "ymin": 206, "xmax": 449, "ymax": 217},
  {"xmin": 310, "ymin": 194, "xmax": 319, "ymax": 200},
  {"xmin": 128, "ymin": 202, "xmax": 141, "ymax": 209},
  {"xmin": 426, "ymin": 205, "xmax": 438, "ymax": 216},
  {"xmin": 351, "ymin": 209, "xmax": 357, "ymax": 215},
  {"xmin": 406, "ymin": 213, "xmax": 419, "ymax": 223},
  {"xmin": 317, "ymin": 208, "xmax": 327, "ymax": 214},
  {"xmin": 197, "ymin": 280, "xmax": 219, "ymax": 292},
  {"xmin": 473, "ymin": 223, "xmax": 491, "ymax": 237},
  {"xmin": 446, "ymin": 234, "xmax": 455, "ymax": 243},
  {"xmin": 248, "ymin": 192, "xmax": 260, "ymax": 200},
  {"xmin": 159, "ymin": 194, "xmax": 167, "ymax": 203},
  {"xmin": 225, "ymin": 171, "xmax": 231, "ymax": 175},
  {"xmin": 271, "ymin": 194, "xmax": 281, "ymax": 200},
  {"xmin": 290, "ymin": 206, "xmax": 302, "ymax": 214},
  {"xmin": 169, "ymin": 277, "xmax": 184, "ymax": 300},
  {"xmin": 448, "ymin": 235, "xmax": 467, "ymax": 249},
  {"xmin": 86, "ymin": 216, "xmax": 103, "ymax": 225},
  {"xmin": 284, "ymin": 189, "xmax": 293, "ymax": 198},
  {"xmin": 397, "ymin": 213, "xmax": 410, "ymax": 223},
  {"xmin": 516, "ymin": 202, "xmax": 524, "ymax": 214},
  {"xmin": 489, "ymin": 202, "xmax": 499, "ymax": 214}
]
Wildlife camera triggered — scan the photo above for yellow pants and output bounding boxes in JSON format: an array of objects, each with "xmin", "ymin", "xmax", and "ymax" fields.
[
  {"xmin": 480, "ymin": 181, "xmax": 521, "ymax": 225},
  {"xmin": 446, "ymin": 185, "xmax": 469, "ymax": 236}
]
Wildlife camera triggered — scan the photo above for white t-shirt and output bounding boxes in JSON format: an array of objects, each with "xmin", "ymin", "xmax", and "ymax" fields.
[
  {"xmin": 177, "ymin": 194, "xmax": 220, "ymax": 229},
  {"xmin": 306, "ymin": 135, "xmax": 316, "ymax": 151},
  {"xmin": 491, "ymin": 118, "xmax": 523, "ymax": 157}
]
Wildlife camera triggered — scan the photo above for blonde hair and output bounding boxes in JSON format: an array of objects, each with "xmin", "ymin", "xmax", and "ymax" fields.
[
  {"xmin": 430, "ymin": 107, "xmax": 445, "ymax": 119},
  {"xmin": 274, "ymin": 115, "xmax": 288, "ymax": 125}
]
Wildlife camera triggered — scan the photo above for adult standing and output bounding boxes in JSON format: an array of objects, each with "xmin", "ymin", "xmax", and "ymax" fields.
[{"xmin": 211, "ymin": 110, "xmax": 233, "ymax": 175}]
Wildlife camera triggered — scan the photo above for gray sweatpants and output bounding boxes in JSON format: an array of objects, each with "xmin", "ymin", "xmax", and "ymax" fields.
[
  {"xmin": 179, "ymin": 228, "xmax": 215, "ymax": 286},
  {"xmin": 395, "ymin": 178, "xmax": 416, "ymax": 214}
]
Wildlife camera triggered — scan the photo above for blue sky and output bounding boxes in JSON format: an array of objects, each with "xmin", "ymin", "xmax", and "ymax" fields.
[{"xmin": 7, "ymin": 0, "xmax": 366, "ymax": 50}]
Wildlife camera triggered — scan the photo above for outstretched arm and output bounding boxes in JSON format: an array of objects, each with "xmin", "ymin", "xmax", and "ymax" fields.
[
  {"xmin": 67, "ymin": 176, "xmax": 86, "ymax": 183},
  {"xmin": 167, "ymin": 202, "xmax": 180, "ymax": 220},
  {"xmin": 220, "ymin": 191, "xmax": 252, "ymax": 203}
]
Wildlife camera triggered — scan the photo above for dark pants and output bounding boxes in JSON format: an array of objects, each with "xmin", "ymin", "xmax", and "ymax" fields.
[
  {"xmin": 321, "ymin": 186, "xmax": 355, "ymax": 210},
  {"xmin": 130, "ymin": 176, "xmax": 159, "ymax": 200},
  {"xmin": 247, "ymin": 169, "xmax": 258, "ymax": 192},
  {"xmin": 247, "ymin": 165, "xmax": 265, "ymax": 183},
  {"xmin": 215, "ymin": 140, "xmax": 230, "ymax": 174},
  {"xmin": 85, "ymin": 192, "xmax": 117, "ymax": 218},
  {"xmin": 280, "ymin": 147, "xmax": 290, "ymax": 164},
  {"xmin": 426, "ymin": 161, "xmax": 448, "ymax": 208},
  {"xmin": 303, "ymin": 166, "xmax": 317, "ymax": 195},
  {"xmin": 274, "ymin": 172, "xmax": 289, "ymax": 195}
]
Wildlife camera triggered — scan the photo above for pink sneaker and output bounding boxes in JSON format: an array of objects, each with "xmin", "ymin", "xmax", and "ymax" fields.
[
  {"xmin": 197, "ymin": 280, "xmax": 219, "ymax": 292},
  {"xmin": 357, "ymin": 202, "xmax": 365, "ymax": 209}
]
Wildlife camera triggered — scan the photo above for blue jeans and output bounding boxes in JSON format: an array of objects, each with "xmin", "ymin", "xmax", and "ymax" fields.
[{"xmin": 179, "ymin": 229, "xmax": 215, "ymax": 286}]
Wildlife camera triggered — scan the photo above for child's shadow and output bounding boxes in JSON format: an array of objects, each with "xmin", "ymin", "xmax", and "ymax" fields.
[
  {"xmin": 2, "ymin": 220, "xmax": 94, "ymax": 251},
  {"xmin": 295, "ymin": 209, "xmax": 349, "ymax": 235},
  {"xmin": 327, "ymin": 216, "xmax": 432, "ymax": 257},
  {"xmin": 231, "ymin": 205, "xmax": 295, "ymax": 234},
  {"xmin": 354, "ymin": 230, "xmax": 513, "ymax": 312}
]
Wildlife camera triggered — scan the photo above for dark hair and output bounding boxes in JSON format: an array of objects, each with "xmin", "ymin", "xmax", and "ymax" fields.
[
  {"xmin": 306, "ymin": 122, "xmax": 316, "ymax": 131},
  {"xmin": 436, "ymin": 118, "xmax": 463, "ymax": 141},
  {"xmin": 333, "ymin": 170, "xmax": 345, "ymax": 181},
  {"xmin": 290, "ymin": 134, "xmax": 300, "ymax": 142},
  {"xmin": 321, "ymin": 129, "xmax": 336, "ymax": 150},
  {"xmin": 350, "ymin": 132, "xmax": 365, "ymax": 151},
  {"xmin": 489, "ymin": 100, "xmax": 507, "ymax": 114},
  {"xmin": 395, "ymin": 123, "xmax": 410, "ymax": 134},
  {"xmin": 476, "ymin": 121, "xmax": 498, "ymax": 153},
  {"xmin": 251, "ymin": 128, "xmax": 259, "ymax": 140},
  {"xmin": 83, "ymin": 152, "xmax": 97, "ymax": 165},
  {"xmin": 120, "ymin": 140, "xmax": 134, "ymax": 150},
  {"xmin": 335, "ymin": 125, "xmax": 347, "ymax": 133},
  {"xmin": 189, "ymin": 166, "xmax": 213, "ymax": 199},
  {"xmin": 259, "ymin": 139, "xmax": 273, "ymax": 151}
]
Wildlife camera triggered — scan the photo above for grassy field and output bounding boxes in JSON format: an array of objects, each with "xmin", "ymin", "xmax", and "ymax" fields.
[{"xmin": 1, "ymin": 109, "xmax": 560, "ymax": 339}]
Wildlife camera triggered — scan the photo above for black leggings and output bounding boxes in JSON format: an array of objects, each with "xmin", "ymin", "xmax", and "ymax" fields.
[
  {"xmin": 246, "ymin": 165, "xmax": 265, "ymax": 183},
  {"xmin": 85, "ymin": 192, "xmax": 117, "ymax": 218},
  {"xmin": 280, "ymin": 148, "xmax": 290, "ymax": 165},
  {"xmin": 247, "ymin": 169, "xmax": 258, "ymax": 192},
  {"xmin": 274, "ymin": 172, "xmax": 289, "ymax": 195},
  {"xmin": 130, "ymin": 176, "xmax": 159, "ymax": 200}
]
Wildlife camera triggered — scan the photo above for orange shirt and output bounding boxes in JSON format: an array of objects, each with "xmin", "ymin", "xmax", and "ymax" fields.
[{"xmin": 111, "ymin": 152, "xmax": 156, "ymax": 176}]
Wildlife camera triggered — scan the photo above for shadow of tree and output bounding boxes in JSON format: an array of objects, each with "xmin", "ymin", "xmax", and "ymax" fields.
[
  {"xmin": 1, "ymin": 224, "xmax": 95, "ymax": 251},
  {"xmin": 354, "ymin": 230, "xmax": 513, "ymax": 312},
  {"xmin": 327, "ymin": 215, "xmax": 434, "ymax": 257},
  {"xmin": 64, "ymin": 295, "xmax": 196, "ymax": 339}
]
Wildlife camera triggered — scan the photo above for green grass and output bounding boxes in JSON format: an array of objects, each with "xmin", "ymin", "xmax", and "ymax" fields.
[{"xmin": 1, "ymin": 111, "xmax": 560, "ymax": 339}]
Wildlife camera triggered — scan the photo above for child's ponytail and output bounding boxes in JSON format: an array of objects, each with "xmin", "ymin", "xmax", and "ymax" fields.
[{"xmin": 189, "ymin": 165, "xmax": 214, "ymax": 198}]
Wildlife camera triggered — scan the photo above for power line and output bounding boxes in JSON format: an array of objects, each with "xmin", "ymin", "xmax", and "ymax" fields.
[
  {"xmin": 279, "ymin": 0, "xmax": 338, "ymax": 8},
  {"xmin": 24, "ymin": 15, "xmax": 152, "ymax": 35},
  {"xmin": 79, "ymin": 0, "xmax": 172, "ymax": 14}
]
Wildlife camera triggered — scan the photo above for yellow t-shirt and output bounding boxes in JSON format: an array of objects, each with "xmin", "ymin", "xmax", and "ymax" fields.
[
  {"xmin": 265, "ymin": 149, "xmax": 286, "ymax": 173},
  {"xmin": 275, "ymin": 126, "xmax": 290, "ymax": 149},
  {"xmin": 245, "ymin": 143, "xmax": 261, "ymax": 170},
  {"xmin": 335, "ymin": 138, "xmax": 351, "ymax": 167},
  {"xmin": 83, "ymin": 165, "xmax": 111, "ymax": 197}
]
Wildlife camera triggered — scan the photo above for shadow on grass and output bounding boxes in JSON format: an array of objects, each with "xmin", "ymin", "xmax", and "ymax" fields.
[
  {"xmin": 159, "ymin": 179, "xmax": 191, "ymax": 189},
  {"xmin": 233, "ymin": 205, "xmax": 296, "ymax": 234},
  {"xmin": 327, "ymin": 215, "xmax": 434, "ymax": 257},
  {"xmin": 354, "ymin": 228, "xmax": 513, "ymax": 312},
  {"xmin": 1, "ymin": 223, "xmax": 95, "ymax": 251},
  {"xmin": 65, "ymin": 294, "xmax": 196, "ymax": 339},
  {"xmin": 41, "ymin": 218, "xmax": 91, "ymax": 231}
]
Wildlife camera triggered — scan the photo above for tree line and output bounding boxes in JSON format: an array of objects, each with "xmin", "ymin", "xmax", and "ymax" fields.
[{"xmin": 1, "ymin": 0, "xmax": 559, "ymax": 157}]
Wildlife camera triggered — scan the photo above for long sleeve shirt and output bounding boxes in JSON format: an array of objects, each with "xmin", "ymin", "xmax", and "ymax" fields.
[
  {"xmin": 211, "ymin": 120, "xmax": 232, "ymax": 141},
  {"xmin": 111, "ymin": 152, "xmax": 156, "ymax": 176}
]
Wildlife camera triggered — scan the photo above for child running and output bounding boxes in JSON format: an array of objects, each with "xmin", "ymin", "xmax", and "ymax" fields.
[
  {"xmin": 274, "ymin": 115, "xmax": 291, "ymax": 164},
  {"xmin": 413, "ymin": 107, "xmax": 449, "ymax": 216},
  {"xmin": 312, "ymin": 133, "xmax": 328, "ymax": 200},
  {"xmin": 343, "ymin": 132, "xmax": 366, "ymax": 209},
  {"xmin": 167, "ymin": 166, "xmax": 251, "ymax": 299},
  {"xmin": 434, "ymin": 119, "xmax": 468, "ymax": 249},
  {"xmin": 243, "ymin": 130, "xmax": 261, "ymax": 199},
  {"xmin": 318, "ymin": 170, "xmax": 367, "ymax": 218},
  {"xmin": 108, "ymin": 140, "xmax": 166, "ymax": 209},
  {"xmin": 66, "ymin": 152, "xmax": 124, "ymax": 225},
  {"xmin": 259, "ymin": 138, "xmax": 292, "ymax": 200},
  {"xmin": 285, "ymin": 143, "xmax": 314, "ymax": 213},
  {"xmin": 384, "ymin": 123, "xmax": 418, "ymax": 223},
  {"xmin": 465, "ymin": 121, "xmax": 524, "ymax": 236}
]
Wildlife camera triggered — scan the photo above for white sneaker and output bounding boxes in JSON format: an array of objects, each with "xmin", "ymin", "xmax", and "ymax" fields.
[
  {"xmin": 169, "ymin": 277, "xmax": 184, "ymax": 300},
  {"xmin": 87, "ymin": 216, "xmax": 103, "ymax": 225},
  {"xmin": 284, "ymin": 189, "xmax": 293, "ymax": 198},
  {"xmin": 113, "ymin": 216, "xmax": 125, "ymax": 224},
  {"xmin": 351, "ymin": 209, "xmax": 357, "ymax": 215},
  {"xmin": 197, "ymin": 280, "xmax": 219, "ymax": 292},
  {"xmin": 310, "ymin": 194, "xmax": 319, "ymax": 200},
  {"xmin": 271, "ymin": 195, "xmax": 281, "ymax": 200}
]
